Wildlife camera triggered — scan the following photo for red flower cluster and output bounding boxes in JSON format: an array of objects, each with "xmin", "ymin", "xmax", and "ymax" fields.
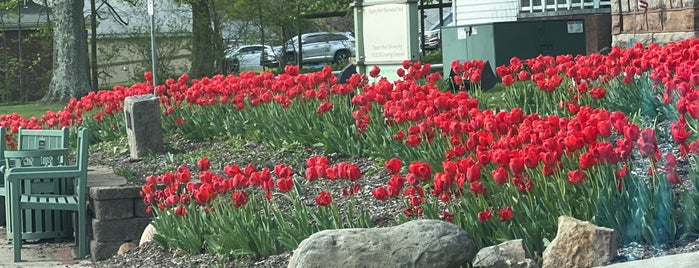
[{"xmin": 140, "ymin": 159, "xmax": 299, "ymax": 215}]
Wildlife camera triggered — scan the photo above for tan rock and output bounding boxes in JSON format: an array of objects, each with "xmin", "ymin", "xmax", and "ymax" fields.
[
  {"xmin": 117, "ymin": 242, "xmax": 137, "ymax": 256},
  {"xmin": 542, "ymin": 216, "xmax": 616, "ymax": 268},
  {"xmin": 139, "ymin": 224, "xmax": 157, "ymax": 246},
  {"xmin": 473, "ymin": 239, "xmax": 540, "ymax": 268}
]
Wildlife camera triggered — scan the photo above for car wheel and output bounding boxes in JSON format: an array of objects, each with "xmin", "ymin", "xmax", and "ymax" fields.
[
  {"xmin": 224, "ymin": 58, "xmax": 240, "ymax": 73},
  {"xmin": 334, "ymin": 50, "xmax": 350, "ymax": 64},
  {"xmin": 230, "ymin": 59, "xmax": 240, "ymax": 73},
  {"xmin": 284, "ymin": 53, "xmax": 297, "ymax": 65}
]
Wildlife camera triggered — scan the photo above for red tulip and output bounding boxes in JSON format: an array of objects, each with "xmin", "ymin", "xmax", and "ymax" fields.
[
  {"xmin": 478, "ymin": 208, "xmax": 492, "ymax": 222},
  {"xmin": 498, "ymin": 206, "xmax": 513, "ymax": 222},
  {"xmin": 369, "ymin": 66, "xmax": 380, "ymax": 78},
  {"xmin": 589, "ymin": 87, "xmax": 606, "ymax": 99},
  {"xmin": 231, "ymin": 191, "xmax": 249, "ymax": 208},
  {"xmin": 274, "ymin": 163, "xmax": 292, "ymax": 179},
  {"xmin": 579, "ymin": 152, "xmax": 597, "ymax": 170},
  {"xmin": 517, "ymin": 70, "xmax": 531, "ymax": 81},
  {"xmin": 397, "ymin": 68, "xmax": 406, "ymax": 77},
  {"xmin": 670, "ymin": 120, "xmax": 691, "ymax": 144},
  {"xmin": 285, "ymin": 65, "xmax": 299, "ymax": 76},
  {"xmin": 637, "ymin": 128, "xmax": 658, "ymax": 158},
  {"xmin": 470, "ymin": 181, "xmax": 486, "ymax": 197},
  {"xmin": 194, "ymin": 186, "xmax": 211, "ymax": 205},
  {"xmin": 408, "ymin": 161, "xmax": 432, "ymax": 181},
  {"xmin": 174, "ymin": 206, "xmax": 186, "ymax": 216},
  {"xmin": 387, "ymin": 174, "xmax": 405, "ymax": 196},
  {"xmin": 667, "ymin": 171, "xmax": 682, "ymax": 184},
  {"xmin": 372, "ymin": 186, "xmax": 389, "ymax": 201},
  {"xmin": 492, "ymin": 167, "xmax": 508, "ymax": 185},
  {"xmin": 501, "ymin": 74, "xmax": 515, "ymax": 87},
  {"xmin": 315, "ymin": 191, "xmax": 332, "ymax": 206},
  {"xmin": 197, "ymin": 157, "xmax": 211, "ymax": 171},
  {"xmin": 466, "ymin": 164, "xmax": 481, "ymax": 183},
  {"xmin": 567, "ymin": 169, "xmax": 585, "ymax": 184},
  {"xmin": 405, "ymin": 134, "xmax": 421, "ymax": 147},
  {"xmin": 442, "ymin": 211, "xmax": 454, "ymax": 223},
  {"xmin": 277, "ymin": 177, "xmax": 294, "ymax": 193},
  {"xmin": 346, "ymin": 164, "xmax": 361, "ymax": 181}
]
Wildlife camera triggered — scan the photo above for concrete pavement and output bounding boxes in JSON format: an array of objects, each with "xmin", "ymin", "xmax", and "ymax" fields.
[{"xmin": 0, "ymin": 226, "xmax": 94, "ymax": 267}]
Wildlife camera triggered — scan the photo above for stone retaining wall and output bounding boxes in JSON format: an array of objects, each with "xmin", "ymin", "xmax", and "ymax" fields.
[
  {"xmin": 611, "ymin": 0, "xmax": 699, "ymax": 47},
  {"xmin": 88, "ymin": 185, "xmax": 151, "ymax": 261}
]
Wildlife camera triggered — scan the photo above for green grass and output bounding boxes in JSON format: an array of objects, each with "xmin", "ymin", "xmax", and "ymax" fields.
[{"xmin": 0, "ymin": 101, "xmax": 67, "ymax": 118}]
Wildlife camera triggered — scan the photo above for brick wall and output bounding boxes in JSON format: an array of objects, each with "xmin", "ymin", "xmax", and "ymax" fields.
[{"xmin": 0, "ymin": 28, "xmax": 52, "ymax": 102}]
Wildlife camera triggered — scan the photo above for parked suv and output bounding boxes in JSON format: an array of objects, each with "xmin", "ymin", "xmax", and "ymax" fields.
[{"xmin": 278, "ymin": 32, "xmax": 355, "ymax": 65}]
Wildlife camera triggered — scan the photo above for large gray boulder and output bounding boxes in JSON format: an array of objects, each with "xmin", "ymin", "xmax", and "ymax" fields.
[{"xmin": 288, "ymin": 219, "xmax": 476, "ymax": 268}]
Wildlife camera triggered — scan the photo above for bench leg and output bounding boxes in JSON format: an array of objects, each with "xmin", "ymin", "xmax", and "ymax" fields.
[
  {"xmin": 77, "ymin": 210, "xmax": 87, "ymax": 259},
  {"xmin": 12, "ymin": 201, "xmax": 22, "ymax": 261}
]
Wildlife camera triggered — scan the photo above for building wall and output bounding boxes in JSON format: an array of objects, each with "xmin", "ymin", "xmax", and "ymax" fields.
[
  {"xmin": 0, "ymin": 29, "xmax": 52, "ymax": 102},
  {"xmin": 454, "ymin": 0, "xmax": 519, "ymax": 25},
  {"xmin": 611, "ymin": 0, "xmax": 699, "ymax": 47},
  {"xmin": 94, "ymin": 36, "xmax": 191, "ymax": 87}
]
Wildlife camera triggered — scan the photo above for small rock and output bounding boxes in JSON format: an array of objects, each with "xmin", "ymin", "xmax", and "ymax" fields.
[
  {"xmin": 473, "ymin": 239, "xmax": 540, "ymax": 268},
  {"xmin": 139, "ymin": 224, "xmax": 157, "ymax": 246},
  {"xmin": 288, "ymin": 219, "xmax": 476, "ymax": 268},
  {"xmin": 117, "ymin": 242, "xmax": 137, "ymax": 256},
  {"xmin": 543, "ymin": 216, "xmax": 616, "ymax": 268}
]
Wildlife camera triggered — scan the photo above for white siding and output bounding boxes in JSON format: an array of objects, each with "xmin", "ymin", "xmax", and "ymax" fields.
[
  {"xmin": 453, "ymin": 0, "xmax": 518, "ymax": 26},
  {"xmin": 83, "ymin": 0, "xmax": 191, "ymax": 37}
]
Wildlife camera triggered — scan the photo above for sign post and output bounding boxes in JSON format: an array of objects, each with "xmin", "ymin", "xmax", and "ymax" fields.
[{"xmin": 148, "ymin": 0, "xmax": 158, "ymax": 92}]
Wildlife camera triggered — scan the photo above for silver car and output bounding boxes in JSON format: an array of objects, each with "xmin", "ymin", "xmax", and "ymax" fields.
[
  {"xmin": 278, "ymin": 32, "xmax": 355, "ymax": 65},
  {"xmin": 223, "ymin": 45, "xmax": 279, "ymax": 73}
]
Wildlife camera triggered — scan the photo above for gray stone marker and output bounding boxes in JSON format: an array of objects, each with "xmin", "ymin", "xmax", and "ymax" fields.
[{"xmin": 124, "ymin": 94, "xmax": 164, "ymax": 159}]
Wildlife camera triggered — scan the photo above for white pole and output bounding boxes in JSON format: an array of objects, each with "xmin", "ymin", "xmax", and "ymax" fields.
[
  {"xmin": 632, "ymin": 0, "xmax": 637, "ymax": 45},
  {"xmin": 148, "ymin": 0, "xmax": 158, "ymax": 93}
]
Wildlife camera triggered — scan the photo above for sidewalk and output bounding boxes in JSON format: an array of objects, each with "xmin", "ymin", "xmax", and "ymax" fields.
[
  {"xmin": 0, "ymin": 166, "xmax": 126, "ymax": 268},
  {"xmin": 0, "ymin": 226, "xmax": 94, "ymax": 267}
]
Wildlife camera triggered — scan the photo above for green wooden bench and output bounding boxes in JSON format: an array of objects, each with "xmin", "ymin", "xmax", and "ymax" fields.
[
  {"xmin": 3, "ymin": 127, "xmax": 89, "ymax": 261},
  {"xmin": 0, "ymin": 126, "xmax": 6, "ymax": 226},
  {"xmin": 1, "ymin": 127, "xmax": 74, "ymax": 241}
]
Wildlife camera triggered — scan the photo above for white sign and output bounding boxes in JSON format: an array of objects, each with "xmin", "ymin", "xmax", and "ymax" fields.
[
  {"xmin": 362, "ymin": 4, "xmax": 409, "ymax": 62},
  {"xmin": 457, "ymin": 27, "xmax": 467, "ymax": 40},
  {"xmin": 567, "ymin": 20, "xmax": 583, "ymax": 33},
  {"xmin": 147, "ymin": 0, "xmax": 154, "ymax": 16}
]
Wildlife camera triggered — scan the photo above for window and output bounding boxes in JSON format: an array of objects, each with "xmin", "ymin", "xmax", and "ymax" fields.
[
  {"xmin": 329, "ymin": 34, "xmax": 348, "ymax": 41},
  {"xmin": 303, "ymin": 35, "xmax": 325, "ymax": 44}
]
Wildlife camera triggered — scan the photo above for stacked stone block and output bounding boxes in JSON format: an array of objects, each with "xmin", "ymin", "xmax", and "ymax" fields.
[{"xmin": 88, "ymin": 186, "xmax": 151, "ymax": 261}]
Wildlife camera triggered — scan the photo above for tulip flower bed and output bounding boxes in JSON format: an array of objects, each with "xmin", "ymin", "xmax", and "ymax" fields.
[{"xmin": 2, "ymin": 38, "xmax": 699, "ymax": 261}]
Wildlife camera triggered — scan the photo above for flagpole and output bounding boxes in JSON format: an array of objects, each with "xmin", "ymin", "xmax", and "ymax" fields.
[{"xmin": 632, "ymin": 0, "xmax": 637, "ymax": 45}]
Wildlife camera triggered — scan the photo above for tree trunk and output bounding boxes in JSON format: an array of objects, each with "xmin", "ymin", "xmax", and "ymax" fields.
[
  {"xmin": 189, "ymin": 0, "xmax": 223, "ymax": 78},
  {"xmin": 42, "ymin": 0, "xmax": 90, "ymax": 104}
]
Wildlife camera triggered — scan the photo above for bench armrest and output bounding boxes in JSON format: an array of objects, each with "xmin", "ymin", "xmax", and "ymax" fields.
[{"xmin": 5, "ymin": 165, "xmax": 83, "ymax": 182}]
